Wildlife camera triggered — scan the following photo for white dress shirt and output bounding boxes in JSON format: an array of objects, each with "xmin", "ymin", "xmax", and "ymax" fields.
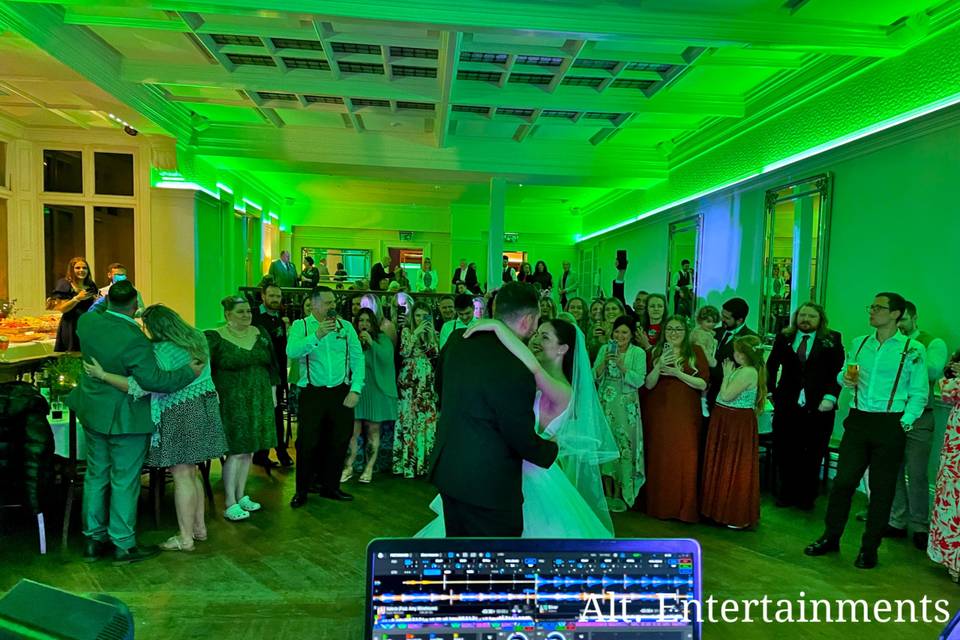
[
  {"xmin": 905, "ymin": 328, "xmax": 948, "ymax": 406},
  {"xmin": 438, "ymin": 317, "xmax": 477, "ymax": 350},
  {"xmin": 791, "ymin": 331, "xmax": 837, "ymax": 407},
  {"xmin": 286, "ymin": 314, "xmax": 364, "ymax": 394},
  {"xmin": 839, "ymin": 331, "xmax": 929, "ymax": 426}
]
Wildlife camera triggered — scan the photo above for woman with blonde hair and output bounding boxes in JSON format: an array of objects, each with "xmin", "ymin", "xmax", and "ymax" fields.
[
  {"xmin": 700, "ymin": 335, "xmax": 766, "ymax": 529},
  {"xmin": 83, "ymin": 304, "xmax": 228, "ymax": 550}
]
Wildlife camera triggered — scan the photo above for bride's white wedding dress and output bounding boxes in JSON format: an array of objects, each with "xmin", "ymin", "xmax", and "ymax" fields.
[{"xmin": 416, "ymin": 391, "xmax": 614, "ymax": 538}]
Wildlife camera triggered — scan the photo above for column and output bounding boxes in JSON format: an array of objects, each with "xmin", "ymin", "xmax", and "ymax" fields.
[
  {"xmin": 487, "ymin": 177, "xmax": 506, "ymax": 292},
  {"xmin": 791, "ymin": 195, "xmax": 814, "ymax": 314}
]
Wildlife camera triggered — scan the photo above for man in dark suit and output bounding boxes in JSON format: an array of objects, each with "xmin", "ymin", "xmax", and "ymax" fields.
[
  {"xmin": 766, "ymin": 302, "xmax": 844, "ymax": 510},
  {"xmin": 707, "ymin": 297, "xmax": 757, "ymax": 411},
  {"xmin": 252, "ymin": 282, "xmax": 293, "ymax": 468},
  {"xmin": 429, "ymin": 282, "xmax": 558, "ymax": 536},
  {"xmin": 370, "ymin": 255, "xmax": 393, "ymax": 291},
  {"xmin": 268, "ymin": 250, "xmax": 299, "ymax": 288},
  {"xmin": 67, "ymin": 282, "xmax": 200, "ymax": 563}
]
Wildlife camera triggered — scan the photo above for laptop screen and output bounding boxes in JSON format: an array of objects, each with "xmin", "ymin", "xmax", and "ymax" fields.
[{"xmin": 367, "ymin": 538, "xmax": 701, "ymax": 640}]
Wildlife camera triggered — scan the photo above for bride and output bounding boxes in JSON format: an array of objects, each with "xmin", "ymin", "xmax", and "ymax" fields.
[{"xmin": 417, "ymin": 317, "xmax": 618, "ymax": 538}]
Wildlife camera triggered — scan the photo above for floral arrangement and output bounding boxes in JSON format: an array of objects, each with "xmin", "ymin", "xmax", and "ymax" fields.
[{"xmin": 38, "ymin": 355, "xmax": 83, "ymax": 398}]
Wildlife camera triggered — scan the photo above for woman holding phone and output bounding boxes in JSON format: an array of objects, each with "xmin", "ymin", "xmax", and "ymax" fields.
[
  {"xmin": 594, "ymin": 315, "xmax": 646, "ymax": 512},
  {"xmin": 394, "ymin": 302, "xmax": 439, "ymax": 478}
]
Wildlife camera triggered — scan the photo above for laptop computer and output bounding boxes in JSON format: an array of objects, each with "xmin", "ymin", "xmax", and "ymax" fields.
[{"xmin": 366, "ymin": 538, "xmax": 701, "ymax": 640}]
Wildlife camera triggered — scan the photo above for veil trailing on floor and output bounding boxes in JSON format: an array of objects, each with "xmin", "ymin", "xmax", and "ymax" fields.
[{"xmin": 554, "ymin": 325, "xmax": 620, "ymax": 533}]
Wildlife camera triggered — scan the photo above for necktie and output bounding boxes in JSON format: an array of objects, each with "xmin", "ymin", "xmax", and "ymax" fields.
[
  {"xmin": 720, "ymin": 331, "xmax": 731, "ymax": 348},
  {"xmin": 797, "ymin": 334, "xmax": 810, "ymax": 364}
]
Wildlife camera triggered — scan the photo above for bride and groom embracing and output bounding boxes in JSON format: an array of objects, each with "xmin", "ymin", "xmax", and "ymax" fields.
[{"xmin": 423, "ymin": 281, "xmax": 618, "ymax": 538}]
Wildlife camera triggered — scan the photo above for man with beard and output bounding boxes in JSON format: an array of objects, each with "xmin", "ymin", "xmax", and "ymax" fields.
[
  {"xmin": 252, "ymin": 282, "xmax": 294, "ymax": 468},
  {"xmin": 766, "ymin": 302, "xmax": 844, "ymax": 510}
]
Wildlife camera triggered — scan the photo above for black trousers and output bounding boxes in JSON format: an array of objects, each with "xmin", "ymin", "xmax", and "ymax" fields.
[
  {"xmin": 823, "ymin": 409, "xmax": 906, "ymax": 552},
  {"xmin": 441, "ymin": 494, "xmax": 523, "ymax": 537},
  {"xmin": 295, "ymin": 384, "xmax": 353, "ymax": 495},
  {"xmin": 773, "ymin": 403, "xmax": 836, "ymax": 507},
  {"xmin": 255, "ymin": 384, "xmax": 288, "ymax": 460}
]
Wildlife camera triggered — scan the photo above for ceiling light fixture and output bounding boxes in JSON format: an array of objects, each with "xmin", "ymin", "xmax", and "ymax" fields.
[
  {"xmin": 577, "ymin": 90, "xmax": 960, "ymax": 243},
  {"xmin": 216, "ymin": 182, "xmax": 234, "ymax": 195},
  {"xmin": 242, "ymin": 197, "xmax": 263, "ymax": 210},
  {"xmin": 154, "ymin": 181, "xmax": 220, "ymax": 200}
]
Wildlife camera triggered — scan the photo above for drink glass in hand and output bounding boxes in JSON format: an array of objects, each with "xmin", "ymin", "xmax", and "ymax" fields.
[{"xmin": 846, "ymin": 363, "xmax": 860, "ymax": 385}]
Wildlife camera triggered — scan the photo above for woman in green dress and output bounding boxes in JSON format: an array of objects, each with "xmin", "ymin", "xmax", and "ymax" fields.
[
  {"xmin": 342, "ymin": 307, "xmax": 397, "ymax": 484},
  {"xmin": 205, "ymin": 296, "xmax": 279, "ymax": 522}
]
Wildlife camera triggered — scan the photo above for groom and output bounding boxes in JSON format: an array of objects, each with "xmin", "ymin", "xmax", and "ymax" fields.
[{"xmin": 429, "ymin": 281, "xmax": 559, "ymax": 536}]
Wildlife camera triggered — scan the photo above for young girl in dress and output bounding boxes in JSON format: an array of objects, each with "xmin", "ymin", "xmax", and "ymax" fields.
[{"xmin": 701, "ymin": 335, "xmax": 766, "ymax": 529}]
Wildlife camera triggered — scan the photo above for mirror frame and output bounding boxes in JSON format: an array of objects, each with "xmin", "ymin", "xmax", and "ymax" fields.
[
  {"xmin": 666, "ymin": 214, "xmax": 703, "ymax": 315},
  {"xmin": 758, "ymin": 173, "xmax": 833, "ymax": 340}
]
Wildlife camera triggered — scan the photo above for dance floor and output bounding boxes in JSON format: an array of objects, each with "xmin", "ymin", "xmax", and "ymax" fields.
[{"xmin": 0, "ymin": 465, "xmax": 954, "ymax": 639}]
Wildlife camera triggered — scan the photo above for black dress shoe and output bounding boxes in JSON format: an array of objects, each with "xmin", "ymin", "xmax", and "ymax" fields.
[
  {"xmin": 290, "ymin": 493, "xmax": 308, "ymax": 509},
  {"xmin": 113, "ymin": 545, "xmax": 160, "ymax": 564},
  {"xmin": 913, "ymin": 532, "xmax": 929, "ymax": 551},
  {"xmin": 883, "ymin": 525, "xmax": 907, "ymax": 539},
  {"xmin": 804, "ymin": 537, "xmax": 840, "ymax": 556},
  {"xmin": 82, "ymin": 539, "xmax": 110, "ymax": 563},
  {"xmin": 854, "ymin": 549, "xmax": 878, "ymax": 569},
  {"xmin": 277, "ymin": 451, "xmax": 294, "ymax": 468},
  {"xmin": 320, "ymin": 488, "xmax": 354, "ymax": 502},
  {"xmin": 253, "ymin": 454, "xmax": 279, "ymax": 469}
]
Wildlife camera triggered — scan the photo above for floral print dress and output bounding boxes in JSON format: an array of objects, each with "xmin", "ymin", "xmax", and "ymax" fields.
[
  {"xmin": 928, "ymin": 377, "xmax": 960, "ymax": 579},
  {"xmin": 393, "ymin": 327, "xmax": 439, "ymax": 478}
]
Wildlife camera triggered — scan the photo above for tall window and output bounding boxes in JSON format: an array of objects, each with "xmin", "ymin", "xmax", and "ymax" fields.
[{"xmin": 41, "ymin": 148, "xmax": 137, "ymax": 293}]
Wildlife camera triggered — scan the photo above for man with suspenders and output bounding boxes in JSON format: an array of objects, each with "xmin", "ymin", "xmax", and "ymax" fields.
[{"xmin": 805, "ymin": 292, "xmax": 929, "ymax": 569}]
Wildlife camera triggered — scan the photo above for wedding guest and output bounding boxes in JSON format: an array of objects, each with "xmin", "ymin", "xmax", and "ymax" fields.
[
  {"xmin": 267, "ymin": 251, "xmax": 298, "ymax": 288},
  {"xmin": 84, "ymin": 305, "xmax": 227, "ymax": 551},
  {"xmin": 529, "ymin": 260, "xmax": 553, "ymax": 292},
  {"xmin": 765, "ymin": 303, "xmax": 843, "ymax": 511},
  {"xmin": 439, "ymin": 294, "xmax": 477, "ymax": 349},
  {"xmin": 51, "ymin": 257, "xmax": 99, "ymax": 352},
  {"xmin": 501, "ymin": 255, "xmax": 517, "ymax": 283},
  {"xmin": 708, "ymin": 297, "xmax": 757, "ymax": 412},
  {"xmin": 589, "ymin": 299, "xmax": 605, "ymax": 325},
  {"xmin": 701, "ymin": 335, "xmax": 765, "ymax": 529},
  {"xmin": 565, "ymin": 297, "xmax": 590, "ymax": 335},
  {"xmin": 395, "ymin": 266, "xmax": 412, "ymax": 292},
  {"xmin": 929, "ymin": 352, "xmax": 960, "ymax": 581},
  {"xmin": 539, "ymin": 297, "xmax": 557, "ymax": 324},
  {"xmin": 287, "ymin": 287, "xmax": 364, "ymax": 508},
  {"xmin": 360, "ymin": 293, "xmax": 398, "ymax": 343},
  {"xmin": 558, "ymin": 261, "xmax": 578, "ymax": 309},
  {"xmin": 68, "ymin": 282, "xmax": 199, "ymax": 563},
  {"xmin": 286, "ymin": 297, "xmax": 313, "ymax": 418},
  {"xmin": 416, "ymin": 257, "xmax": 438, "ymax": 293},
  {"xmin": 394, "ymin": 302, "xmax": 439, "ymax": 478},
  {"xmin": 435, "ymin": 295, "xmax": 455, "ymax": 331},
  {"xmin": 88, "ymin": 263, "xmax": 144, "ymax": 316},
  {"xmin": 205, "ymin": 297, "xmax": 279, "ymax": 521},
  {"xmin": 518, "ymin": 262, "xmax": 533, "ymax": 283},
  {"xmin": 333, "ymin": 262, "xmax": 348, "ymax": 282},
  {"xmin": 465, "ymin": 262, "xmax": 482, "ymax": 295},
  {"xmin": 690, "ymin": 306, "xmax": 720, "ymax": 368},
  {"xmin": 890, "ymin": 301, "xmax": 948, "ymax": 549},
  {"xmin": 251, "ymin": 282, "xmax": 294, "ymax": 468},
  {"xmin": 638, "ymin": 293, "xmax": 667, "ymax": 350},
  {"xmin": 595, "ymin": 315, "xmax": 646, "ymax": 512},
  {"xmin": 805, "ymin": 292, "xmax": 928, "ymax": 570},
  {"xmin": 343, "ymin": 308, "xmax": 398, "ymax": 483},
  {"xmin": 300, "ymin": 256, "xmax": 321, "ymax": 289},
  {"xmin": 452, "ymin": 258, "xmax": 468, "ymax": 287},
  {"xmin": 643, "ymin": 316, "xmax": 709, "ymax": 522},
  {"xmin": 371, "ymin": 255, "xmax": 393, "ymax": 291}
]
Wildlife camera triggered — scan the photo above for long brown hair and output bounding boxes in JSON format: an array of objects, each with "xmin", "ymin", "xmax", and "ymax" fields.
[
  {"xmin": 65, "ymin": 256, "xmax": 95, "ymax": 289},
  {"xmin": 652, "ymin": 315, "xmax": 698, "ymax": 374},
  {"xmin": 142, "ymin": 304, "xmax": 208, "ymax": 362},
  {"xmin": 733, "ymin": 335, "xmax": 767, "ymax": 414},
  {"xmin": 783, "ymin": 301, "xmax": 831, "ymax": 341}
]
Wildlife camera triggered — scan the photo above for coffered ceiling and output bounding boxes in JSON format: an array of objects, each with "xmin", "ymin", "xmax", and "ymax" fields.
[{"xmin": 1, "ymin": 0, "xmax": 958, "ymax": 225}]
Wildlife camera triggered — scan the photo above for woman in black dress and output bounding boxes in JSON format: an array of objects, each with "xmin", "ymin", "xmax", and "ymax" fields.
[{"xmin": 50, "ymin": 257, "xmax": 98, "ymax": 352}]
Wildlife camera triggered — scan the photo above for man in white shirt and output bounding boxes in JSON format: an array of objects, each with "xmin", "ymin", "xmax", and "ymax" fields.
[
  {"xmin": 887, "ymin": 300, "xmax": 948, "ymax": 550},
  {"xmin": 286, "ymin": 287, "xmax": 364, "ymax": 508},
  {"xmin": 805, "ymin": 292, "xmax": 928, "ymax": 569},
  {"xmin": 558, "ymin": 261, "xmax": 578, "ymax": 310},
  {"xmin": 439, "ymin": 294, "xmax": 478, "ymax": 350}
]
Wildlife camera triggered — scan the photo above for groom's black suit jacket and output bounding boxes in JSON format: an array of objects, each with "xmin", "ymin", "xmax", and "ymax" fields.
[{"xmin": 429, "ymin": 332, "xmax": 558, "ymax": 512}]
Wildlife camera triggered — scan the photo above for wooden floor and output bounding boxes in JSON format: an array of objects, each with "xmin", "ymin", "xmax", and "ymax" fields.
[{"xmin": 0, "ymin": 463, "xmax": 955, "ymax": 640}]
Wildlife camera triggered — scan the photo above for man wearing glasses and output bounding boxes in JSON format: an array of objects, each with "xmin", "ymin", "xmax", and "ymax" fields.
[{"xmin": 805, "ymin": 292, "xmax": 928, "ymax": 569}]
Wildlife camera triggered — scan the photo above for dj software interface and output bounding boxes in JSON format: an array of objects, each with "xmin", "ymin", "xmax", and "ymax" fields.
[{"xmin": 370, "ymin": 547, "xmax": 697, "ymax": 640}]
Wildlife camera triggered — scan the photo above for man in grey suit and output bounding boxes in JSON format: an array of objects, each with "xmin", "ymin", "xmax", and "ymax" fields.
[
  {"xmin": 67, "ymin": 281, "xmax": 201, "ymax": 563},
  {"xmin": 558, "ymin": 260, "xmax": 579, "ymax": 309},
  {"xmin": 268, "ymin": 250, "xmax": 299, "ymax": 288}
]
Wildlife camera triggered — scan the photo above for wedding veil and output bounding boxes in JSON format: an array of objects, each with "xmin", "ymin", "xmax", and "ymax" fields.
[{"xmin": 554, "ymin": 325, "xmax": 620, "ymax": 534}]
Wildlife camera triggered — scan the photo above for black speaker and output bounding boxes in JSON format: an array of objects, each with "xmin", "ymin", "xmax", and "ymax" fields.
[{"xmin": 0, "ymin": 580, "xmax": 133, "ymax": 639}]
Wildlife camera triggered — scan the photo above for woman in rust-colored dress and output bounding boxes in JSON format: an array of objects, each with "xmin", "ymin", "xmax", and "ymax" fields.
[{"xmin": 642, "ymin": 316, "xmax": 709, "ymax": 523}]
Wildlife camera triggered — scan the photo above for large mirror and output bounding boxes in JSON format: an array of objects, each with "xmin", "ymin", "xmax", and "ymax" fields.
[
  {"xmin": 666, "ymin": 215, "xmax": 701, "ymax": 317},
  {"xmin": 759, "ymin": 174, "xmax": 832, "ymax": 341},
  {"xmin": 301, "ymin": 247, "xmax": 371, "ymax": 285}
]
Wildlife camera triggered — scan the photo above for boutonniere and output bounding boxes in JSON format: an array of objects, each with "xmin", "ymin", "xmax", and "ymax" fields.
[{"xmin": 821, "ymin": 337, "xmax": 834, "ymax": 349}]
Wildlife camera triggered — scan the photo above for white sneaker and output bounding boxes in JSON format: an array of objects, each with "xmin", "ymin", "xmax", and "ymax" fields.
[
  {"xmin": 238, "ymin": 495, "xmax": 261, "ymax": 512},
  {"xmin": 224, "ymin": 503, "xmax": 250, "ymax": 521}
]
